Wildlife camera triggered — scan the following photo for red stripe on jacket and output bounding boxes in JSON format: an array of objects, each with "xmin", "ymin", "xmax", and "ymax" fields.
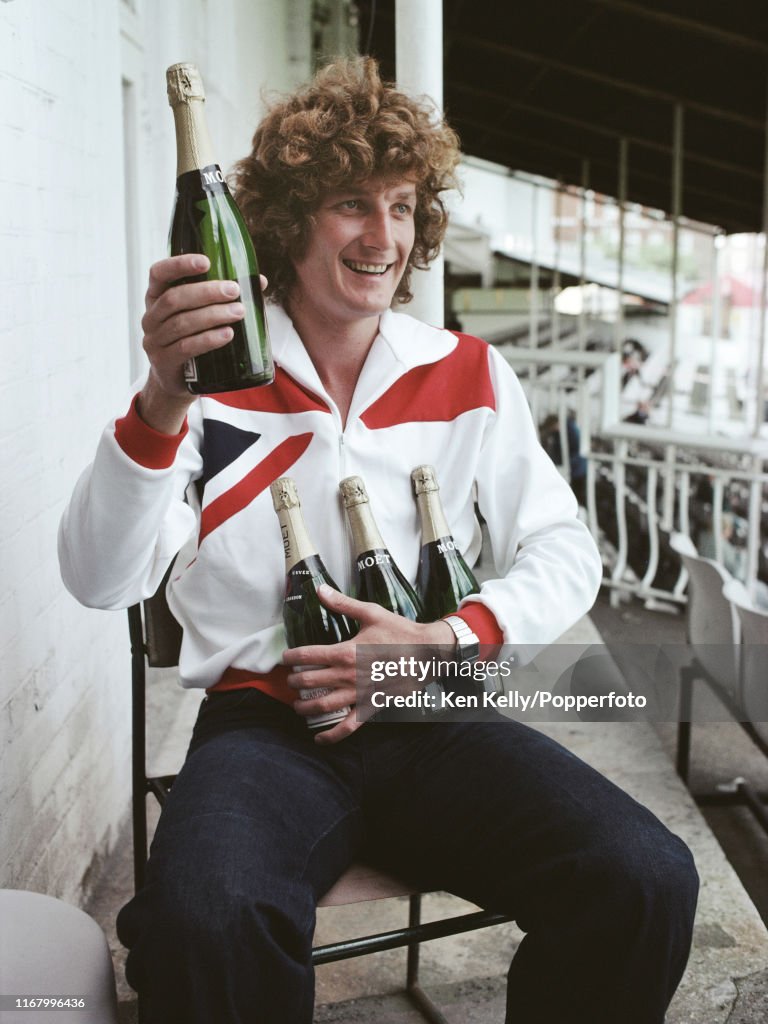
[
  {"xmin": 211, "ymin": 367, "xmax": 330, "ymax": 415},
  {"xmin": 360, "ymin": 333, "xmax": 495, "ymax": 429},
  {"xmin": 198, "ymin": 432, "xmax": 313, "ymax": 544}
]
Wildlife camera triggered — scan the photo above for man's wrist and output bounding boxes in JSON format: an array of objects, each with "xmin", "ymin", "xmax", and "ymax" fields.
[
  {"xmin": 137, "ymin": 376, "xmax": 195, "ymax": 435},
  {"xmin": 114, "ymin": 392, "xmax": 190, "ymax": 469},
  {"xmin": 422, "ymin": 619, "xmax": 457, "ymax": 649}
]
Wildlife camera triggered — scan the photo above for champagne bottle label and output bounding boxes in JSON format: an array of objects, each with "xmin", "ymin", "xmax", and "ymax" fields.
[
  {"xmin": 356, "ymin": 549, "xmax": 392, "ymax": 572},
  {"xmin": 199, "ymin": 165, "xmax": 227, "ymax": 190}
]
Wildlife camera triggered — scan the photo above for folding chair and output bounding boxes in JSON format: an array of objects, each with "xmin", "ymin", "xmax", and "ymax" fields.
[
  {"xmin": 669, "ymin": 533, "xmax": 768, "ymax": 836},
  {"xmin": 722, "ymin": 578, "xmax": 768, "ymax": 833},
  {"xmin": 669, "ymin": 532, "xmax": 740, "ymax": 782},
  {"xmin": 128, "ymin": 574, "xmax": 513, "ymax": 1023}
]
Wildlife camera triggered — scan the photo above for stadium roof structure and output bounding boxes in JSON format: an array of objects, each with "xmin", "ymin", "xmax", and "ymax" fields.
[{"xmin": 359, "ymin": 0, "xmax": 768, "ymax": 234}]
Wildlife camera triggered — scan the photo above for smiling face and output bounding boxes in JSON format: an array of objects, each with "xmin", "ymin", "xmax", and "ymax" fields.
[{"xmin": 288, "ymin": 178, "xmax": 417, "ymax": 330}]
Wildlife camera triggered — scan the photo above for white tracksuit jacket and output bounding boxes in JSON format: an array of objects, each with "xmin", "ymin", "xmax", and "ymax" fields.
[{"xmin": 58, "ymin": 304, "xmax": 602, "ymax": 702}]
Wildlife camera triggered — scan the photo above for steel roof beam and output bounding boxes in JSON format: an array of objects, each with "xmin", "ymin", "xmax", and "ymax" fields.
[
  {"xmin": 451, "ymin": 34, "xmax": 765, "ymax": 132},
  {"xmin": 585, "ymin": 0, "xmax": 768, "ymax": 57},
  {"xmin": 448, "ymin": 82, "xmax": 763, "ymax": 183}
]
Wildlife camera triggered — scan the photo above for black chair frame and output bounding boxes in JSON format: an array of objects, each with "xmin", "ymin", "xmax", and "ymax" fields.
[{"xmin": 128, "ymin": 583, "xmax": 514, "ymax": 1024}]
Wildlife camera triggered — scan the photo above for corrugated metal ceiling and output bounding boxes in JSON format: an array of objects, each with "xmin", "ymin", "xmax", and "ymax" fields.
[{"xmin": 358, "ymin": 0, "xmax": 768, "ymax": 233}]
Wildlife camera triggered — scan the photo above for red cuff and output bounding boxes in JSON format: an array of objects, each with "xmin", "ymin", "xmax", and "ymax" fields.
[
  {"xmin": 452, "ymin": 602, "xmax": 504, "ymax": 646},
  {"xmin": 114, "ymin": 394, "xmax": 189, "ymax": 469}
]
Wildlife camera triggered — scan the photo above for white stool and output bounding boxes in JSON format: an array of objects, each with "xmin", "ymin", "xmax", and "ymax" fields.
[{"xmin": 0, "ymin": 890, "xmax": 118, "ymax": 1023}]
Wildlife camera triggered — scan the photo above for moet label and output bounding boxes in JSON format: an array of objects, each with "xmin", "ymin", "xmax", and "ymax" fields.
[{"xmin": 357, "ymin": 551, "xmax": 391, "ymax": 572}]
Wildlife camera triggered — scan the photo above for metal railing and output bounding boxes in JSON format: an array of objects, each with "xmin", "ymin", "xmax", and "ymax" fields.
[
  {"xmin": 587, "ymin": 427, "xmax": 768, "ymax": 606},
  {"xmin": 503, "ymin": 344, "xmax": 768, "ymax": 606}
]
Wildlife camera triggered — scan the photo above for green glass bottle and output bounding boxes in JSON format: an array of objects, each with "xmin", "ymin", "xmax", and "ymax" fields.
[
  {"xmin": 270, "ymin": 477, "xmax": 356, "ymax": 730},
  {"xmin": 339, "ymin": 476, "xmax": 424, "ymax": 621},
  {"xmin": 167, "ymin": 62, "xmax": 273, "ymax": 394},
  {"xmin": 411, "ymin": 465, "xmax": 480, "ymax": 620}
]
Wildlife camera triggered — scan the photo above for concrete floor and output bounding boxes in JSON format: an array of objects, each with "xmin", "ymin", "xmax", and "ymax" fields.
[
  {"xmin": 590, "ymin": 589, "xmax": 768, "ymax": 928},
  {"xmin": 84, "ymin": 604, "xmax": 768, "ymax": 1023}
]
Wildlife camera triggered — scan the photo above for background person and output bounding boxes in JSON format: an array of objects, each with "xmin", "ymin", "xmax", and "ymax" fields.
[{"xmin": 540, "ymin": 410, "xmax": 588, "ymax": 506}]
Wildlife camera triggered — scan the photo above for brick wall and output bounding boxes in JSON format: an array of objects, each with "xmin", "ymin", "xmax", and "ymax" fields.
[{"xmin": 0, "ymin": 0, "xmax": 311, "ymax": 904}]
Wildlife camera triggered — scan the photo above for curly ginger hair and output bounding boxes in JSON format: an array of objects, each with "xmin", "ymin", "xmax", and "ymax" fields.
[{"xmin": 230, "ymin": 57, "xmax": 461, "ymax": 306}]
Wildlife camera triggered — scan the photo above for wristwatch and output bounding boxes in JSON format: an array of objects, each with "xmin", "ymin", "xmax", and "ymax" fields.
[{"xmin": 443, "ymin": 615, "xmax": 480, "ymax": 663}]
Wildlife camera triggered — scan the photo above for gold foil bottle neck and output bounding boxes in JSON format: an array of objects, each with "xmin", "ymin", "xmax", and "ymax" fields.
[
  {"xmin": 270, "ymin": 477, "xmax": 300, "ymax": 512},
  {"xmin": 166, "ymin": 63, "xmax": 206, "ymax": 106},
  {"xmin": 412, "ymin": 465, "xmax": 450, "ymax": 544},
  {"xmin": 339, "ymin": 476, "xmax": 369, "ymax": 509},
  {"xmin": 167, "ymin": 62, "xmax": 215, "ymax": 177},
  {"xmin": 340, "ymin": 476, "xmax": 385, "ymax": 553},
  {"xmin": 411, "ymin": 465, "xmax": 439, "ymax": 495},
  {"xmin": 270, "ymin": 478, "xmax": 315, "ymax": 570}
]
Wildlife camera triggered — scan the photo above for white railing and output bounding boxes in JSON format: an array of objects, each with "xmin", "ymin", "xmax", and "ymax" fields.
[
  {"xmin": 496, "ymin": 343, "xmax": 621, "ymax": 446},
  {"xmin": 500, "ymin": 344, "xmax": 768, "ymax": 606},
  {"xmin": 588, "ymin": 426, "xmax": 768, "ymax": 606}
]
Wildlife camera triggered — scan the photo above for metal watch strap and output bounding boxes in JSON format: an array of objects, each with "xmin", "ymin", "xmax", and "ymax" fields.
[{"xmin": 443, "ymin": 614, "xmax": 480, "ymax": 663}]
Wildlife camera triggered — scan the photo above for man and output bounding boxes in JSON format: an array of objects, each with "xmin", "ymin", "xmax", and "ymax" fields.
[{"xmin": 59, "ymin": 58, "xmax": 697, "ymax": 1023}]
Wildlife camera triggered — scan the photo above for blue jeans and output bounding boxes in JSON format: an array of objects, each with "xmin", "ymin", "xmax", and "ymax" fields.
[{"xmin": 117, "ymin": 690, "xmax": 698, "ymax": 1023}]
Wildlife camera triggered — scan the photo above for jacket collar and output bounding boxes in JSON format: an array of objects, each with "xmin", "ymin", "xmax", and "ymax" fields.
[{"xmin": 265, "ymin": 303, "xmax": 457, "ymax": 409}]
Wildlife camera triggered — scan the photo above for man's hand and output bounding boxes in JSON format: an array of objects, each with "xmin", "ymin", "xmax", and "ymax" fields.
[
  {"xmin": 283, "ymin": 584, "xmax": 455, "ymax": 745},
  {"xmin": 136, "ymin": 254, "xmax": 267, "ymax": 434}
]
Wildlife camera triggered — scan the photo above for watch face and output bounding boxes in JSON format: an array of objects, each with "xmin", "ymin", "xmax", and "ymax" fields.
[{"xmin": 457, "ymin": 634, "xmax": 480, "ymax": 663}]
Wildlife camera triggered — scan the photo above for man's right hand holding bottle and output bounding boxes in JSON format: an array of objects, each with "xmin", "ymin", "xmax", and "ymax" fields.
[{"xmin": 137, "ymin": 254, "xmax": 264, "ymax": 433}]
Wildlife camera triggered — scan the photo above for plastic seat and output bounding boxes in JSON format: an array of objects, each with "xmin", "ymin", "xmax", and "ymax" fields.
[
  {"xmin": 0, "ymin": 889, "xmax": 118, "ymax": 1024},
  {"xmin": 722, "ymin": 579, "xmax": 768, "ymax": 751},
  {"xmin": 669, "ymin": 533, "xmax": 768, "ymax": 835},
  {"xmin": 669, "ymin": 532, "xmax": 739, "ymax": 781},
  {"xmin": 669, "ymin": 531, "xmax": 739, "ymax": 702},
  {"xmin": 128, "ymin": 573, "xmax": 513, "ymax": 1024}
]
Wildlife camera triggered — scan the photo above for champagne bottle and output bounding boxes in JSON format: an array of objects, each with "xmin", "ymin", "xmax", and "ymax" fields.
[
  {"xmin": 411, "ymin": 465, "xmax": 480, "ymax": 620},
  {"xmin": 166, "ymin": 62, "xmax": 274, "ymax": 394},
  {"xmin": 339, "ymin": 476, "xmax": 423, "ymax": 621},
  {"xmin": 270, "ymin": 477, "xmax": 356, "ymax": 730}
]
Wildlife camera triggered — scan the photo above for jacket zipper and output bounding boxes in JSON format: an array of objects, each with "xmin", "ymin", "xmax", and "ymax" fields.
[{"xmin": 333, "ymin": 415, "xmax": 353, "ymax": 597}]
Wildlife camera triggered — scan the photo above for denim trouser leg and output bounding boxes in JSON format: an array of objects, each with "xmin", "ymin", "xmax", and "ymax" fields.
[
  {"xmin": 357, "ymin": 717, "xmax": 699, "ymax": 1024},
  {"xmin": 118, "ymin": 693, "xmax": 698, "ymax": 1024},
  {"xmin": 117, "ymin": 693, "xmax": 365, "ymax": 1024}
]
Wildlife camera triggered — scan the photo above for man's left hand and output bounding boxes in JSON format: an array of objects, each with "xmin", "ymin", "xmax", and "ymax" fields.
[{"xmin": 283, "ymin": 585, "xmax": 454, "ymax": 745}]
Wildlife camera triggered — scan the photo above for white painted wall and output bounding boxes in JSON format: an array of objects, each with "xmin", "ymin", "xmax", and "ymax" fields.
[{"xmin": 0, "ymin": 0, "xmax": 310, "ymax": 904}]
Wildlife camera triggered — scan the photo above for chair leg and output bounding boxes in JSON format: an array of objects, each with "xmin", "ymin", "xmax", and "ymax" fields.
[
  {"xmin": 405, "ymin": 894, "xmax": 450, "ymax": 1024},
  {"xmin": 676, "ymin": 669, "xmax": 694, "ymax": 784},
  {"xmin": 406, "ymin": 894, "xmax": 422, "ymax": 989}
]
